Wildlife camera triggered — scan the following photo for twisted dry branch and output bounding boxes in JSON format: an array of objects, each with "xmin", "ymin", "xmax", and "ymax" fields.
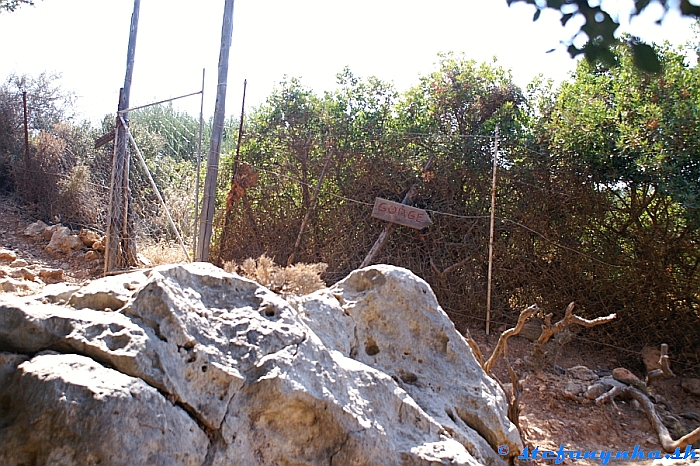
[
  {"xmin": 483, "ymin": 304, "xmax": 539, "ymax": 375},
  {"xmin": 596, "ymin": 385, "xmax": 700, "ymax": 453},
  {"xmin": 534, "ymin": 302, "xmax": 617, "ymax": 355}
]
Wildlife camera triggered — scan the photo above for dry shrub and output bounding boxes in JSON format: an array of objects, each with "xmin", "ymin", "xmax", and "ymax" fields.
[
  {"xmin": 224, "ymin": 254, "xmax": 327, "ymax": 296},
  {"xmin": 139, "ymin": 240, "xmax": 189, "ymax": 266},
  {"xmin": 56, "ymin": 164, "xmax": 100, "ymax": 225}
]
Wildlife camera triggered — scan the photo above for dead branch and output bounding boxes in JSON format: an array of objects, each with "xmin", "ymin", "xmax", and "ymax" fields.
[
  {"xmin": 646, "ymin": 343, "xmax": 675, "ymax": 386},
  {"xmin": 596, "ymin": 385, "xmax": 700, "ymax": 453},
  {"xmin": 506, "ymin": 358, "xmax": 523, "ymax": 437},
  {"xmin": 287, "ymin": 149, "xmax": 334, "ymax": 266},
  {"xmin": 534, "ymin": 302, "xmax": 616, "ymax": 355},
  {"xmin": 483, "ymin": 304, "xmax": 539, "ymax": 375},
  {"xmin": 464, "ymin": 329, "xmax": 485, "ymax": 368},
  {"xmin": 430, "ymin": 256, "xmax": 470, "ymax": 283}
]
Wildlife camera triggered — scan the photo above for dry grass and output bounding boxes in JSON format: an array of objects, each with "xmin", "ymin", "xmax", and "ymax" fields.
[
  {"xmin": 224, "ymin": 254, "xmax": 327, "ymax": 297},
  {"xmin": 139, "ymin": 240, "xmax": 190, "ymax": 266}
]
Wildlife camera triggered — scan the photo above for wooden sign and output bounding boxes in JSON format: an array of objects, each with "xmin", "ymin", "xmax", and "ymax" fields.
[{"xmin": 371, "ymin": 198, "xmax": 432, "ymax": 230}]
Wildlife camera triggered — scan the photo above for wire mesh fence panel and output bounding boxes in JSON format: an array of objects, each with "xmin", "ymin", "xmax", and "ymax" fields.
[{"xmin": 124, "ymin": 98, "xmax": 207, "ymax": 263}]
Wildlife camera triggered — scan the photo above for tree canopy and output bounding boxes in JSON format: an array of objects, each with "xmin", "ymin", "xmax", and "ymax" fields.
[
  {"xmin": 507, "ymin": 0, "xmax": 700, "ymax": 72},
  {"xmin": 0, "ymin": 0, "xmax": 35, "ymax": 13}
]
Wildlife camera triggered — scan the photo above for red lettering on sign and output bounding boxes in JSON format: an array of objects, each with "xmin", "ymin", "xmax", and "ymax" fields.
[{"xmin": 371, "ymin": 197, "xmax": 432, "ymax": 230}]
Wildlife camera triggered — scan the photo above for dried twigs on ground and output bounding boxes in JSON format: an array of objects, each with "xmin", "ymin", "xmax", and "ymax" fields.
[
  {"xmin": 596, "ymin": 344, "xmax": 699, "ymax": 453},
  {"xmin": 596, "ymin": 385, "xmax": 700, "ymax": 452}
]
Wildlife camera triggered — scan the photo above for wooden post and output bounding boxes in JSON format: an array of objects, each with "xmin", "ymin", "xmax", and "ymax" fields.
[
  {"xmin": 486, "ymin": 125, "xmax": 499, "ymax": 335},
  {"xmin": 105, "ymin": 0, "xmax": 140, "ymax": 275},
  {"xmin": 22, "ymin": 91, "xmax": 29, "ymax": 178},
  {"xmin": 197, "ymin": 0, "xmax": 235, "ymax": 262}
]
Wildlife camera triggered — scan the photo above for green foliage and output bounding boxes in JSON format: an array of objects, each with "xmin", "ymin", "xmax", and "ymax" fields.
[
  {"xmin": 543, "ymin": 41, "xmax": 700, "ymax": 223},
  {"xmin": 0, "ymin": 0, "xmax": 35, "ymax": 13},
  {"xmin": 506, "ymin": 0, "xmax": 700, "ymax": 71}
]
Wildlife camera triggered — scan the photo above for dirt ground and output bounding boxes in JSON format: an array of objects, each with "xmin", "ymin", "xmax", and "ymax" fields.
[
  {"xmin": 470, "ymin": 331, "xmax": 700, "ymax": 465},
  {"xmin": 1, "ymin": 194, "xmax": 698, "ymax": 466}
]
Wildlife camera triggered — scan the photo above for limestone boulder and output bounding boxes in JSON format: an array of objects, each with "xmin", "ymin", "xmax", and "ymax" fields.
[
  {"xmin": 0, "ymin": 351, "xmax": 208, "ymax": 466},
  {"xmin": 682, "ymin": 378, "xmax": 700, "ymax": 397},
  {"xmin": 292, "ymin": 265, "xmax": 522, "ymax": 464},
  {"xmin": 0, "ymin": 262, "xmax": 520, "ymax": 466}
]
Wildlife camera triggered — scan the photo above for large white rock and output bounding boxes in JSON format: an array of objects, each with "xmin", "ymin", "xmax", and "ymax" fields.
[
  {"xmin": 0, "ymin": 352, "xmax": 208, "ymax": 466},
  {"xmin": 0, "ymin": 262, "xmax": 521, "ymax": 465},
  {"xmin": 293, "ymin": 265, "xmax": 522, "ymax": 464}
]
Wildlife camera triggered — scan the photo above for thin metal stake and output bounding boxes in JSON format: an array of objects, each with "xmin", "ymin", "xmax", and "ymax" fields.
[{"xmin": 486, "ymin": 125, "xmax": 499, "ymax": 335}]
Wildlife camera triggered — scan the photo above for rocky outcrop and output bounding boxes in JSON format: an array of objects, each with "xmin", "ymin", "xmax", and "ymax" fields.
[{"xmin": 0, "ymin": 263, "xmax": 521, "ymax": 466}]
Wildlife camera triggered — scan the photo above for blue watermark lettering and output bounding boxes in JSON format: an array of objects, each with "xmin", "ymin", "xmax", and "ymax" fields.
[
  {"xmin": 555, "ymin": 446, "xmax": 569, "ymax": 464},
  {"xmin": 630, "ymin": 445, "xmax": 645, "ymax": 460},
  {"xmin": 512, "ymin": 444, "xmax": 699, "ymax": 464}
]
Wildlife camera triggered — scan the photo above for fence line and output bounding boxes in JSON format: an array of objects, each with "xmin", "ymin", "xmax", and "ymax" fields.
[{"xmin": 243, "ymin": 163, "xmax": 631, "ymax": 270}]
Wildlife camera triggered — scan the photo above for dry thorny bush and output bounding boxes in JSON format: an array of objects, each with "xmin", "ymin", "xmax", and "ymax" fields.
[{"xmin": 224, "ymin": 254, "xmax": 328, "ymax": 297}]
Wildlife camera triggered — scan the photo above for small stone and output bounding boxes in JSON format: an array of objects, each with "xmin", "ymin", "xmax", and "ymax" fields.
[
  {"xmin": 39, "ymin": 268, "xmax": 64, "ymax": 284},
  {"xmin": 10, "ymin": 259, "xmax": 28, "ymax": 268},
  {"xmin": 84, "ymin": 250, "xmax": 100, "ymax": 261},
  {"xmin": 23, "ymin": 220, "xmax": 48, "ymax": 237},
  {"xmin": 0, "ymin": 248, "xmax": 17, "ymax": 263},
  {"xmin": 41, "ymin": 223, "xmax": 64, "ymax": 241},
  {"xmin": 681, "ymin": 378, "xmax": 700, "ymax": 397},
  {"xmin": 567, "ymin": 365, "xmax": 599, "ymax": 382},
  {"xmin": 45, "ymin": 228, "xmax": 84, "ymax": 256},
  {"xmin": 612, "ymin": 367, "xmax": 643, "ymax": 387},
  {"xmin": 79, "ymin": 229, "xmax": 101, "ymax": 247},
  {"xmin": 583, "ymin": 383, "xmax": 607, "ymax": 400}
]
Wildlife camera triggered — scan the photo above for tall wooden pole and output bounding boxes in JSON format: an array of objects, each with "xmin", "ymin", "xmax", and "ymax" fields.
[
  {"xmin": 197, "ymin": 0, "xmax": 235, "ymax": 262},
  {"xmin": 105, "ymin": 0, "xmax": 140, "ymax": 274},
  {"xmin": 22, "ymin": 91, "xmax": 29, "ymax": 178},
  {"xmin": 486, "ymin": 125, "xmax": 499, "ymax": 335}
]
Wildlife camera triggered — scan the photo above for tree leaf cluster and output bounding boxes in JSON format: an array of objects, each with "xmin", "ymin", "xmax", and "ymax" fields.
[{"xmin": 506, "ymin": 0, "xmax": 700, "ymax": 72}]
